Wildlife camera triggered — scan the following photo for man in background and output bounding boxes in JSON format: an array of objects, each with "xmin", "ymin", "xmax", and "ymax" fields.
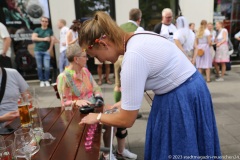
[
  {"xmin": 153, "ymin": 8, "xmax": 177, "ymax": 43},
  {"xmin": 55, "ymin": 19, "xmax": 69, "ymax": 73},
  {"xmin": 0, "ymin": 22, "xmax": 12, "ymax": 68},
  {"xmin": 32, "ymin": 16, "xmax": 54, "ymax": 87},
  {"xmin": 112, "ymin": 8, "xmax": 143, "ymax": 160}
]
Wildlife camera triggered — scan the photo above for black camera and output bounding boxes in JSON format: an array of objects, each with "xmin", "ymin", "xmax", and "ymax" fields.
[{"xmin": 79, "ymin": 105, "xmax": 94, "ymax": 114}]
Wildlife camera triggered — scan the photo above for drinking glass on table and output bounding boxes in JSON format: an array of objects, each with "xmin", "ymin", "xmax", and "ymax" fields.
[
  {"xmin": 18, "ymin": 97, "xmax": 31, "ymax": 128},
  {"xmin": 30, "ymin": 97, "xmax": 43, "ymax": 143},
  {"xmin": 0, "ymin": 140, "xmax": 15, "ymax": 160},
  {"xmin": 62, "ymin": 91, "xmax": 73, "ymax": 111},
  {"xmin": 14, "ymin": 128, "xmax": 40, "ymax": 160}
]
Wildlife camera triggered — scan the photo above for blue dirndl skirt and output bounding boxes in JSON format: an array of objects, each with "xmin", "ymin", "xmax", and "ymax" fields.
[{"xmin": 145, "ymin": 71, "xmax": 222, "ymax": 160}]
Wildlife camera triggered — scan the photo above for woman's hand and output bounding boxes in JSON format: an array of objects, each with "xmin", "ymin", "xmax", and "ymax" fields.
[
  {"xmin": 79, "ymin": 113, "xmax": 98, "ymax": 125},
  {"xmin": 0, "ymin": 110, "xmax": 19, "ymax": 122},
  {"xmin": 216, "ymin": 43, "xmax": 221, "ymax": 47},
  {"xmin": 191, "ymin": 58, "xmax": 196, "ymax": 65},
  {"xmin": 75, "ymin": 100, "xmax": 91, "ymax": 108}
]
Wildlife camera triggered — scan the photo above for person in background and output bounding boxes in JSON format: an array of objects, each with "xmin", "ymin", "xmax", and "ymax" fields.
[
  {"xmin": 66, "ymin": 20, "xmax": 80, "ymax": 46},
  {"xmin": 57, "ymin": 43, "xmax": 116, "ymax": 160},
  {"xmin": 0, "ymin": 67, "xmax": 29, "ymax": 128},
  {"xmin": 0, "ymin": 22, "xmax": 12, "ymax": 68},
  {"xmin": 189, "ymin": 23, "xmax": 196, "ymax": 33},
  {"xmin": 235, "ymin": 30, "xmax": 240, "ymax": 41},
  {"xmin": 213, "ymin": 21, "xmax": 229, "ymax": 82},
  {"xmin": 153, "ymin": 8, "xmax": 177, "ymax": 43},
  {"xmin": 207, "ymin": 22, "xmax": 217, "ymax": 60},
  {"xmin": 55, "ymin": 19, "xmax": 69, "ymax": 73},
  {"xmin": 94, "ymin": 59, "xmax": 112, "ymax": 85},
  {"xmin": 193, "ymin": 20, "xmax": 212, "ymax": 82},
  {"xmin": 112, "ymin": 8, "xmax": 142, "ymax": 160},
  {"xmin": 234, "ymin": 30, "xmax": 240, "ymax": 53},
  {"xmin": 173, "ymin": 16, "xmax": 195, "ymax": 61},
  {"xmin": 78, "ymin": 11, "xmax": 221, "ymax": 160},
  {"xmin": 32, "ymin": 16, "xmax": 54, "ymax": 87}
]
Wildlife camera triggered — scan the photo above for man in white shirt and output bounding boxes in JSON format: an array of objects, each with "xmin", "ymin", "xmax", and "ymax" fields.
[
  {"xmin": 0, "ymin": 22, "xmax": 12, "ymax": 68},
  {"xmin": 56, "ymin": 19, "xmax": 69, "ymax": 73},
  {"xmin": 235, "ymin": 31, "xmax": 240, "ymax": 41},
  {"xmin": 153, "ymin": 8, "xmax": 177, "ymax": 43}
]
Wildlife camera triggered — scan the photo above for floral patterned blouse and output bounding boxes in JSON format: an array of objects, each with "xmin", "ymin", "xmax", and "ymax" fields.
[{"xmin": 57, "ymin": 67, "xmax": 102, "ymax": 106}]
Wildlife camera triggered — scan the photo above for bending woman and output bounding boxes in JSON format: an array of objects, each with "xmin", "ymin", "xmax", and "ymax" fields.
[{"xmin": 78, "ymin": 12, "xmax": 222, "ymax": 159}]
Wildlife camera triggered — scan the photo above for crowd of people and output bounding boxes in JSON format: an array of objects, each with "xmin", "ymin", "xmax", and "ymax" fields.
[{"xmin": 1, "ymin": 5, "xmax": 240, "ymax": 160}]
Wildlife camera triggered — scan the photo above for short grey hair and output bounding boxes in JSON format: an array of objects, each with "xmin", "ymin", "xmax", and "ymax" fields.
[
  {"xmin": 162, "ymin": 8, "xmax": 173, "ymax": 17},
  {"xmin": 59, "ymin": 19, "xmax": 66, "ymax": 25},
  {"xmin": 66, "ymin": 43, "xmax": 82, "ymax": 62}
]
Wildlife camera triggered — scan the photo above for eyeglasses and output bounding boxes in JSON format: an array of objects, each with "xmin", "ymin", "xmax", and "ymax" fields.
[
  {"xmin": 75, "ymin": 54, "xmax": 88, "ymax": 59},
  {"xmin": 81, "ymin": 55, "xmax": 88, "ymax": 58},
  {"xmin": 165, "ymin": 16, "xmax": 173, "ymax": 19},
  {"xmin": 41, "ymin": 20, "xmax": 48, "ymax": 23}
]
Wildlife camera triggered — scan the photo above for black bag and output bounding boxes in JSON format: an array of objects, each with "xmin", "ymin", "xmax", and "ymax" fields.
[
  {"xmin": 153, "ymin": 23, "xmax": 162, "ymax": 34},
  {"xmin": 238, "ymin": 43, "xmax": 240, "ymax": 53},
  {"xmin": 0, "ymin": 55, "xmax": 12, "ymax": 68},
  {"xmin": 226, "ymin": 62, "xmax": 231, "ymax": 71},
  {"xmin": 0, "ymin": 67, "xmax": 7, "ymax": 104},
  {"xmin": 212, "ymin": 44, "xmax": 217, "ymax": 51}
]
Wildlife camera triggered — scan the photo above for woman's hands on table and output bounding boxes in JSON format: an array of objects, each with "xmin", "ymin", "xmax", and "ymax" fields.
[{"xmin": 75, "ymin": 100, "xmax": 91, "ymax": 108}]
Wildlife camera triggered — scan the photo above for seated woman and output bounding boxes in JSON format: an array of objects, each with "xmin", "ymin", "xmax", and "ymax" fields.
[
  {"xmin": 57, "ymin": 43, "xmax": 102, "ymax": 108},
  {"xmin": 0, "ymin": 67, "xmax": 29, "ymax": 128},
  {"xmin": 57, "ymin": 44, "xmax": 116, "ymax": 160}
]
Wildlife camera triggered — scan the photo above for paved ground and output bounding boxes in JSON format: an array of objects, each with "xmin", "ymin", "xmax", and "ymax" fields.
[{"xmin": 27, "ymin": 66, "xmax": 240, "ymax": 160}]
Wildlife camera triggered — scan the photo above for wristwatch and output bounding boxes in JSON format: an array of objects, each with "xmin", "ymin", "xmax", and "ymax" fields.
[
  {"xmin": 26, "ymin": 0, "xmax": 44, "ymax": 24},
  {"xmin": 97, "ymin": 113, "xmax": 102, "ymax": 123}
]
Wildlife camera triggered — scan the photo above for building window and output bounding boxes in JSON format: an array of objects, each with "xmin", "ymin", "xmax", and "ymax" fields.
[
  {"xmin": 74, "ymin": 0, "xmax": 115, "ymax": 21},
  {"xmin": 214, "ymin": 0, "xmax": 240, "ymax": 55},
  {"xmin": 74, "ymin": 0, "xmax": 115, "ymax": 74}
]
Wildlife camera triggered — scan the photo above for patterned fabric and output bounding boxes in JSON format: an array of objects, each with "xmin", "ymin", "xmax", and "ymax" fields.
[
  {"xmin": 145, "ymin": 71, "xmax": 222, "ymax": 160},
  {"xmin": 214, "ymin": 43, "xmax": 229, "ymax": 63},
  {"xmin": 196, "ymin": 44, "xmax": 212, "ymax": 68},
  {"xmin": 57, "ymin": 67, "xmax": 102, "ymax": 105}
]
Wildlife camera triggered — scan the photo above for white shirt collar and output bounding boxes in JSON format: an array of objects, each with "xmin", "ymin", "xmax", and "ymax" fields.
[{"xmin": 128, "ymin": 20, "xmax": 139, "ymax": 27}]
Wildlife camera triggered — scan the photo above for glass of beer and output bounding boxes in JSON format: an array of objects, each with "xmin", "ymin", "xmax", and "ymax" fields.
[
  {"xmin": 0, "ymin": 140, "xmax": 15, "ymax": 160},
  {"xmin": 62, "ymin": 91, "xmax": 73, "ymax": 111},
  {"xmin": 18, "ymin": 97, "xmax": 31, "ymax": 127}
]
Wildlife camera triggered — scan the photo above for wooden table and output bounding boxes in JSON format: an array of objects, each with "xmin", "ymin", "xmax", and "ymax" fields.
[{"xmin": 3, "ymin": 107, "xmax": 102, "ymax": 160}]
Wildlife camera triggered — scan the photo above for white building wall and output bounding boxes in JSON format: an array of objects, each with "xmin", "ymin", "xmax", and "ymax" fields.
[
  {"xmin": 115, "ymin": 0, "xmax": 139, "ymax": 25},
  {"xmin": 48, "ymin": 0, "xmax": 76, "ymax": 68},
  {"xmin": 179, "ymin": 0, "xmax": 214, "ymax": 29}
]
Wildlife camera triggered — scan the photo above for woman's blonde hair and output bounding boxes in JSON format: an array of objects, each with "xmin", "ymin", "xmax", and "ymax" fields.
[
  {"xmin": 66, "ymin": 43, "xmax": 82, "ymax": 62},
  {"xmin": 79, "ymin": 11, "xmax": 126, "ymax": 49},
  {"xmin": 196, "ymin": 20, "xmax": 207, "ymax": 38}
]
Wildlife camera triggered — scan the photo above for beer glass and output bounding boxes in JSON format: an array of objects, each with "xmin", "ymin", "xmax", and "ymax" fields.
[
  {"xmin": 18, "ymin": 97, "xmax": 31, "ymax": 127},
  {"xmin": 0, "ymin": 140, "xmax": 15, "ymax": 160},
  {"xmin": 62, "ymin": 91, "xmax": 73, "ymax": 111},
  {"xmin": 14, "ymin": 128, "xmax": 40, "ymax": 160},
  {"xmin": 30, "ymin": 97, "xmax": 43, "ymax": 143}
]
